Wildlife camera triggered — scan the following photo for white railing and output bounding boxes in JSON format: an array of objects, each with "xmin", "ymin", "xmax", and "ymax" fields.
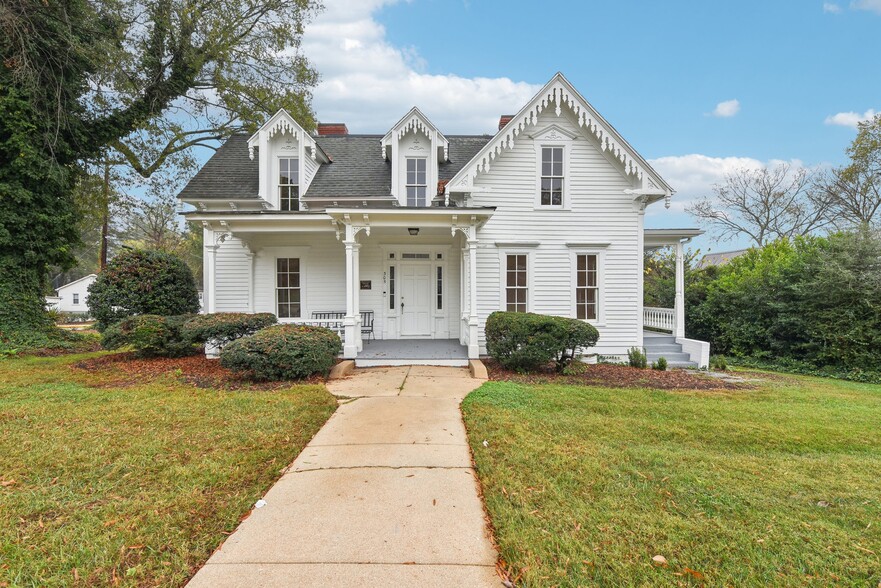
[{"xmin": 643, "ymin": 307, "xmax": 674, "ymax": 333}]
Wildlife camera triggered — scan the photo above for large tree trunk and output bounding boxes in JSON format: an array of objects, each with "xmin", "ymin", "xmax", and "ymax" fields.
[{"xmin": 100, "ymin": 161, "xmax": 110, "ymax": 270}]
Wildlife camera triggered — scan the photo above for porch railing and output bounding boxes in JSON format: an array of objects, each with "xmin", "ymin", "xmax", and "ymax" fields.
[{"xmin": 643, "ymin": 307, "xmax": 674, "ymax": 333}]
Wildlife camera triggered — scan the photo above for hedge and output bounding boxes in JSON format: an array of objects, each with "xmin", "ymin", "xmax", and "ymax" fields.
[
  {"xmin": 101, "ymin": 314, "xmax": 198, "ymax": 358},
  {"xmin": 485, "ymin": 311, "xmax": 599, "ymax": 373},
  {"xmin": 220, "ymin": 324, "xmax": 341, "ymax": 380},
  {"xmin": 182, "ymin": 313, "xmax": 277, "ymax": 347}
]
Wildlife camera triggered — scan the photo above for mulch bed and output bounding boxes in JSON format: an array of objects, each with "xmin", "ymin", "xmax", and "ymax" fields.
[
  {"xmin": 72, "ymin": 352, "xmax": 325, "ymax": 390},
  {"xmin": 484, "ymin": 359, "xmax": 749, "ymax": 390}
]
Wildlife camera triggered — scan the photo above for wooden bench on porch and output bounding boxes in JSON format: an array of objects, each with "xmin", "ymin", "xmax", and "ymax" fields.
[{"xmin": 308, "ymin": 311, "xmax": 374, "ymax": 342}]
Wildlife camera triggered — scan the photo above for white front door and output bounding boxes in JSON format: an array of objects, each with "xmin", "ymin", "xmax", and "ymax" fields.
[{"xmin": 400, "ymin": 262, "xmax": 432, "ymax": 336}]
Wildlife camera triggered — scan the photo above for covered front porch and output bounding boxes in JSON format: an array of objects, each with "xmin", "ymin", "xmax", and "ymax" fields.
[
  {"xmin": 194, "ymin": 206, "xmax": 494, "ymax": 361},
  {"xmin": 642, "ymin": 228, "xmax": 710, "ymax": 368}
]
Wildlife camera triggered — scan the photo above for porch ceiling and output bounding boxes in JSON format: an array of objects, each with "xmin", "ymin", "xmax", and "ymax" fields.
[{"xmin": 644, "ymin": 228, "xmax": 703, "ymax": 249}]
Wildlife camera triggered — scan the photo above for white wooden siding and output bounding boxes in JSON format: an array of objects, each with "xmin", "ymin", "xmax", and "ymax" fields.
[
  {"xmin": 211, "ymin": 232, "xmax": 460, "ymax": 340},
  {"xmin": 471, "ymin": 108, "xmax": 641, "ymax": 356}
]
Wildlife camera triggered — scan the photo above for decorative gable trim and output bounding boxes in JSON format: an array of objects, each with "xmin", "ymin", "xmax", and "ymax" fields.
[
  {"xmin": 447, "ymin": 73, "xmax": 674, "ymax": 203},
  {"xmin": 381, "ymin": 107, "xmax": 449, "ymax": 162},
  {"xmin": 247, "ymin": 110, "xmax": 323, "ymax": 162}
]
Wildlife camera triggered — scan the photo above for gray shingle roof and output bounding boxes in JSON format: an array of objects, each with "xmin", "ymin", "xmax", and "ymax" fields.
[
  {"xmin": 178, "ymin": 134, "xmax": 492, "ymax": 201},
  {"xmin": 178, "ymin": 134, "xmax": 258, "ymax": 200}
]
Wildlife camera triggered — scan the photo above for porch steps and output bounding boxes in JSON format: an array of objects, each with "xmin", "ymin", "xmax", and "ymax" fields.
[
  {"xmin": 355, "ymin": 358, "xmax": 469, "ymax": 368},
  {"xmin": 643, "ymin": 332, "xmax": 698, "ymax": 369}
]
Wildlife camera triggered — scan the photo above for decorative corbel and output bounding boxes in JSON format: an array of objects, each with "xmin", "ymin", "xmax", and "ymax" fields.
[
  {"xmin": 229, "ymin": 202, "xmax": 238, "ymax": 211},
  {"xmin": 331, "ymin": 219, "xmax": 341, "ymax": 241}
]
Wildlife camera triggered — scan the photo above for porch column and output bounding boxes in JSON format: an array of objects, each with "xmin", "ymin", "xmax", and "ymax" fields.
[
  {"xmin": 674, "ymin": 240, "xmax": 685, "ymax": 339},
  {"xmin": 353, "ymin": 242, "xmax": 363, "ymax": 352},
  {"xmin": 245, "ymin": 249, "xmax": 256, "ymax": 313},
  {"xmin": 203, "ymin": 228, "xmax": 217, "ymax": 315},
  {"xmin": 467, "ymin": 236, "xmax": 479, "ymax": 359},
  {"xmin": 460, "ymin": 245, "xmax": 468, "ymax": 346},
  {"xmin": 343, "ymin": 237, "xmax": 358, "ymax": 358}
]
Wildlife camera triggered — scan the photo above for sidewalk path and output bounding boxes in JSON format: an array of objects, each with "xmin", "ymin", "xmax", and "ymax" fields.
[{"xmin": 187, "ymin": 366, "xmax": 501, "ymax": 587}]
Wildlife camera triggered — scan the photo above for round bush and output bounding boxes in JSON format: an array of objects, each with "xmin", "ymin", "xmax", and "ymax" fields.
[
  {"xmin": 102, "ymin": 314, "xmax": 198, "ymax": 358},
  {"xmin": 88, "ymin": 249, "xmax": 200, "ymax": 330},
  {"xmin": 485, "ymin": 311, "xmax": 600, "ymax": 373},
  {"xmin": 220, "ymin": 324, "xmax": 341, "ymax": 380},
  {"xmin": 182, "ymin": 313, "xmax": 278, "ymax": 347}
]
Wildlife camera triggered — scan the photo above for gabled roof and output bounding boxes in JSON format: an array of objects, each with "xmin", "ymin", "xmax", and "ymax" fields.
[
  {"xmin": 447, "ymin": 73, "xmax": 674, "ymax": 198},
  {"xmin": 56, "ymin": 273, "xmax": 97, "ymax": 292},
  {"xmin": 246, "ymin": 109, "xmax": 328, "ymax": 163},
  {"xmin": 381, "ymin": 107, "xmax": 449, "ymax": 161},
  {"xmin": 178, "ymin": 135, "xmax": 258, "ymax": 201}
]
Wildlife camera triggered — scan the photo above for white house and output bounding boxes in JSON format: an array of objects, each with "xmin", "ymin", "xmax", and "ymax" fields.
[
  {"xmin": 47, "ymin": 274, "xmax": 97, "ymax": 313},
  {"xmin": 179, "ymin": 73, "xmax": 708, "ymax": 368}
]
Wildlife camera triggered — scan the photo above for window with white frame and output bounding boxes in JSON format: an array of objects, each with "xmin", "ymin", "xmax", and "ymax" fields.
[
  {"xmin": 276, "ymin": 258, "xmax": 301, "ymax": 318},
  {"xmin": 505, "ymin": 254, "xmax": 528, "ymax": 312},
  {"xmin": 540, "ymin": 147, "xmax": 564, "ymax": 206},
  {"xmin": 575, "ymin": 254, "xmax": 598, "ymax": 320},
  {"xmin": 436, "ymin": 265, "xmax": 443, "ymax": 310},
  {"xmin": 405, "ymin": 158, "xmax": 427, "ymax": 207},
  {"xmin": 72, "ymin": 293, "xmax": 79, "ymax": 305},
  {"xmin": 279, "ymin": 158, "xmax": 299, "ymax": 211}
]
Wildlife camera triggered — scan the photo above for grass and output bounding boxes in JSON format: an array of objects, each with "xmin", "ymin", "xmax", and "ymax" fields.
[
  {"xmin": 0, "ymin": 353, "xmax": 337, "ymax": 587},
  {"xmin": 463, "ymin": 373, "xmax": 881, "ymax": 587}
]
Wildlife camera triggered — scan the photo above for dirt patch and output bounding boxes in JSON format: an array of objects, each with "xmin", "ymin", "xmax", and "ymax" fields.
[
  {"xmin": 72, "ymin": 352, "xmax": 325, "ymax": 390},
  {"xmin": 484, "ymin": 359, "xmax": 749, "ymax": 390}
]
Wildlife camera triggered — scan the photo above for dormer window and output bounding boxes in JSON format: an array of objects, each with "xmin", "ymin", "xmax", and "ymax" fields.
[
  {"xmin": 406, "ymin": 158, "xmax": 427, "ymax": 207},
  {"xmin": 279, "ymin": 157, "xmax": 299, "ymax": 211},
  {"xmin": 540, "ymin": 147, "xmax": 564, "ymax": 206}
]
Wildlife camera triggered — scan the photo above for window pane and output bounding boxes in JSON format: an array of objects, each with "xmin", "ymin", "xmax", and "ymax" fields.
[
  {"xmin": 542, "ymin": 147, "xmax": 552, "ymax": 164},
  {"xmin": 407, "ymin": 158, "xmax": 415, "ymax": 172},
  {"xmin": 577, "ymin": 255, "xmax": 586, "ymax": 271},
  {"xmin": 552, "ymin": 192, "xmax": 562, "ymax": 206},
  {"xmin": 587, "ymin": 255, "xmax": 596, "ymax": 272},
  {"xmin": 278, "ymin": 289, "xmax": 289, "ymax": 304},
  {"xmin": 277, "ymin": 273, "xmax": 288, "ymax": 288},
  {"xmin": 542, "ymin": 161, "xmax": 551, "ymax": 176},
  {"xmin": 553, "ymin": 160, "xmax": 563, "ymax": 176},
  {"xmin": 277, "ymin": 258, "xmax": 287, "ymax": 272},
  {"xmin": 507, "ymin": 255, "xmax": 516, "ymax": 271},
  {"xmin": 515, "ymin": 255, "xmax": 527, "ymax": 271},
  {"xmin": 417, "ymin": 158, "xmax": 426, "ymax": 172}
]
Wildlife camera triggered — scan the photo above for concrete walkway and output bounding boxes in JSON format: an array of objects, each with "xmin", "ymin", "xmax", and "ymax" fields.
[{"xmin": 188, "ymin": 366, "xmax": 501, "ymax": 588}]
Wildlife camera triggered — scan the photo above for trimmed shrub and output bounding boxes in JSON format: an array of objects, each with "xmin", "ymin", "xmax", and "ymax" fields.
[
  {"xmin": 220, "ymin": 324, "xmax": 341, "ymax": 380},
  {"xmin": 88, "ymin": 249, "xmax": 200, "ymax": 330},
  {"xmin": 485, "ymin": 311, "xmax": 600, "ymax": 373},
  {"xmin": 652, "ymin": 357, "xmax": 668, "ymax": 371},
  {"xmin": 628, "ymin": 347, "xmax": 647, "ymax": 369},
  {"xmin": 102, "ymin": 314, "xmax": 198, "ymax": 358},
  {"xmin": 182, "ymin": 313, "xmax": 277, "ymax": 347},
  {"xmin": 710, "ymin": 354, "xmax": 728, "ymax": 371}
]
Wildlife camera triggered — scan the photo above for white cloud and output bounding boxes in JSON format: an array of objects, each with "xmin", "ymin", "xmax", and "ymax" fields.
[
  {"xmin": 301, "ymin": 0, "xmax": 542, "ymax": 133},
  {"xmin": 647, "ymin": 154, "xmax": 806, "ymax": 214},
  {"xmin": 851, "ymin": 0, "xmax": 881, "ymax": 14},
  {"xmin": 824, "ymin": 108, "xmax": 877, "ymax": 128},
  {"xmin": 823, "ymin": 2, "xmax": 842, "ymax": 13},
  {"xmin": 710, "ymin": 99, "xmax": 741, "ymax": 118}
]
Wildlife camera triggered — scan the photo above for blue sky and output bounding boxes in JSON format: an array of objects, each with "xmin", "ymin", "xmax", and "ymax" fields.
[{"xmin": 297, "ymin": 0, "xmax": 881, "ymax": 254}]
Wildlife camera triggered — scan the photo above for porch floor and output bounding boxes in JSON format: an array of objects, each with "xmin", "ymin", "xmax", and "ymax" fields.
[{"xmin": 356, "ymin": 339, "xmax": 469, "ymax": 368}]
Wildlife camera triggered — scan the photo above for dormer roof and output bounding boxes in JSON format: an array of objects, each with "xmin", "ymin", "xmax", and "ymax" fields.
[
  {"xmin": 246, "ymin": 109, "xmax": 330, "ymax": 163},
  {"xmin": 381, "ymin": 107, "xmax": 449, "ymax": 162}
]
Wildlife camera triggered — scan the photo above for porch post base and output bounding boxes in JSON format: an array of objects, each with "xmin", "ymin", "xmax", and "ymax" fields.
[
  {"xmin": 343, "ymin": 344, "xmax": 358, "ymax": 359},
  {"xmin": 343, "ymin": 317, "xmax": 358, "ymax": 359},
  {"xmin": 468, "ymin": 343, "xmax": 480, "ymax": 360},
  {"xmin": 467, "ymin": 317, "xmax": 480, "ymax": 359}
]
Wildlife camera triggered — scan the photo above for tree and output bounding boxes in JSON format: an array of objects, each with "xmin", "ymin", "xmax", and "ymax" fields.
[
  {"xmin": 1, "ymin": 0, "xmax": 320, "ymax": 338},
  {"xmin": 88, "ymin": 249, "xmax": 200, "ymax": 330},
  {"xmin": 686, "ymin": 164, "xmax": 831, "ymax": 247},
  {"xmin": 817, "ymin": 166, "xmax": 881, "ymax": 229}
]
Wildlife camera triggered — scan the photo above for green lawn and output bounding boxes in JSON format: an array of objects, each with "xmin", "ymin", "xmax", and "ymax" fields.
[
  {"xmin": 463, "ymin": 374, "xmax": 881, "ymax": 587},
  {"xmin": 0, "ymin": 353, "xmax": 337, "ymax": 587}
]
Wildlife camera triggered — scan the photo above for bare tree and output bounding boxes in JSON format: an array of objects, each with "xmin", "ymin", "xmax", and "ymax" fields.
[
  {"xmin": 816, "ymin": 166, "xmax": 881, "ymax": 229},
  {"xmin": 686, "ymin": 164, "xmax": 832, "ymax": 247}
]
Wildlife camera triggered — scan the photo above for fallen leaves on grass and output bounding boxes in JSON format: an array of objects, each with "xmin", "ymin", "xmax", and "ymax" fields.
[
  {"xmin": 485, "ymin": 359, "xmax": 748, "ymax": 390},
  {"xmin": 72, "ymin": 352, "xmax": 325, "ymax": 390},
  {"xmin": 652, "ymin": 555, "xmax": 668, "ymax": 566}
]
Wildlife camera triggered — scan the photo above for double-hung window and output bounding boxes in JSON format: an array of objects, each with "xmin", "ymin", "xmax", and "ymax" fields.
[
  {"xmin": 276, "ymin": 258, "xmax": 301, "ymax": 318},
  {"xmin": 72, "ymin": 293, "xmax": 79, "ymax": 305},
  {"xmin": 505, "ymin": 254, "xmax": 528, "ymax": 312},
  {"xmin": 279, "ymin": 158, "xmax": 299, "ymax": 211},
  {"xmin": 575, "ymin": 254, "xmax": 598, "ymax": 320},
  {"xmin": 540, "ymin": 147, "xmax": 564, "ymax": 206},
  {"xmin": 406, "ymin": 158, "xmax": 427, "ymax": 207}
]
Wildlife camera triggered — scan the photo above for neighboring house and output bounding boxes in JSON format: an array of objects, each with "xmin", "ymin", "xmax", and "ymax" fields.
[
  {"xmin": 179, "ymin": 73, "xmax": 709, "ymax": 367},
  {"xmin": 47, "ymin": 274, "xmax": 97, "ymax": 313},
  {"xmin": 696, "ymin": 248, "xmax": 749, "ymax": 270}
]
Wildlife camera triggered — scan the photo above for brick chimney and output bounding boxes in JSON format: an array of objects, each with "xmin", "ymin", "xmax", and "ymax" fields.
[
  {"xmin": 316, "ymin": 123, "xmax": 349, "ymax": 136},
  {"xmin": 498, "ymin": 115, "xmax": 514, "ymax": 131}
]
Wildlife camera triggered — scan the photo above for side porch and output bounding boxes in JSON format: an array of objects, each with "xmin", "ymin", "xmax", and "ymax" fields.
[{"xmin": 642, "ymin": 229, "xmax": 710, "ymax": 368}]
